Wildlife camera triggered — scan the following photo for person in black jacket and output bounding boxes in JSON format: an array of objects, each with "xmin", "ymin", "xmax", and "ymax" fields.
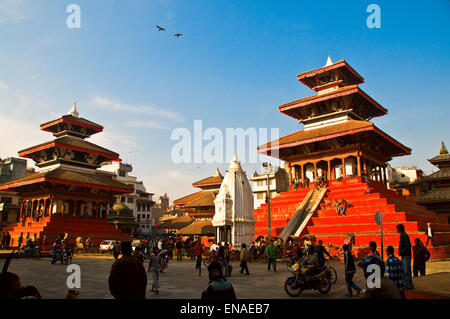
[
  {"xmin": 396, "ymin": 224, "xmax": 414, "ymax": 289},
  {"xmin": 343, "ymin": 244, "xmax": 361, "ymax": 297},
  {"xmin": 317, "ymin": 240, "xmax": 332, "ymax": 267},
  {"xmin": 108, "ymin": 241, "xmax": 147, "ymax": 299}
]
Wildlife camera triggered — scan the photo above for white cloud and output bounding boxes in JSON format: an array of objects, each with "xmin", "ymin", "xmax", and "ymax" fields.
[
  {"xmin": 0, "ymin": 81, "xmax": 8, "ymax": 89},
  {"xmin": 125, "ymin": 120, "xmax": 169, "ymax": 130},
  {"xmin": 0, "ymin": 0, "xmax": 26, "ymax": 24},
  {"xmin": 92, "ymin": 96, "xmax": 183, "ymax": 122},
  {"xmin": 166, "ymin": 170, "xmax": 191, "ymax": 180}
]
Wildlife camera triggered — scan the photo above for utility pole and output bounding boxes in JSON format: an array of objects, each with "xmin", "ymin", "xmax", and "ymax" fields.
[
  {"xmin": 263, "ymin": 162, "xmax": 273, "ymax": 240},
  {"xmin": 267, "ymin": 171, "xmax": 271, "ymax": 240}
]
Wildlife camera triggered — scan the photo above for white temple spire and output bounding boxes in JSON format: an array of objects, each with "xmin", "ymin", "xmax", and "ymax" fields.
[
  {"xmin": 325, "ymin": 55, "xmax": 333, "ymax": 67},
  {"xmin": 68, "ymin": 102, "xmax": 79, "ymax": 118}
]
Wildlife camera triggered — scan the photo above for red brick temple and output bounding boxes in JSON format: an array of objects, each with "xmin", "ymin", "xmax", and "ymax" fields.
[
  {"xmin": 0, "ymin": 104, "xmax": 133, "ymax": 247},
  {"xmin": 255, "ymin": 57, "xmax": 450, "ymax": 259}
]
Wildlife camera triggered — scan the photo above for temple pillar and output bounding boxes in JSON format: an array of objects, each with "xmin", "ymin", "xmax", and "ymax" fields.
[
  {"xmin": 341, "ymin": 158, "xmax": 346, "ymax": 179},
  {"xmin": 357, "ymin": 155, "xmax": 362, "ymax": 177},
  {"xmin": 73, "ymin": 200, "xmax": 78, "ymax": 217},
  {"xmin": 95, "ymin": 202, "xmax": 100, "ymax": 219},
  {"xmin": 60, "ymin": 200, "xmax": 64, "ymax": 218},
  {"xmin": 313, "ymin": 162, "xmax": 317, "ymax": 181},
  {"xmin": 288, "ymin": 163, "xmax": 292, "ymax": 186},
  {"xmin": 49, "ymin": 198, "xmax": 54, "ymax": 216},
  {"xmin": 300, "ymin": 164, "xmax": 304, "ymax": 181},
  {"xmin": 19, "ymin": 201, "xmax": 23, "ymax": 220},
  {"xmin": 327, "ymin": 160, "xmax": 331, "ymax": 181}
]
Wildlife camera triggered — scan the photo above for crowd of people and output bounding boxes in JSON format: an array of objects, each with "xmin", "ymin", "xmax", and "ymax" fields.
[{"xmin": 0, "ymin": 222, "xmax": 437, "ymax": 299}]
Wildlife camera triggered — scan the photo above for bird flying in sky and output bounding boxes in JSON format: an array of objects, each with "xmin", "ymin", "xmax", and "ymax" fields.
[
  {"xmin": 156, "ymin": 25, "xmax": 166, "ymax": 31},
  {"xmin": 174, "ymin": 33, "xmax": 183, "ymax": 37}
]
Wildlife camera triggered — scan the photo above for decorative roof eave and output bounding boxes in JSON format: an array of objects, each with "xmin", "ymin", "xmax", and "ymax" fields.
[
  {"xmin": 257, "ymin": 125, "xmax": 410, "ymax": 157},
  {"xmin": 278, "ymin": 85, "xmax": 387, "ymax": 119},
  {"xmin": 192, "ymin": 182, "xmax": 222, "ymax": 188},
  {"xmin": 0, "ymin": 176, "xmax": 134, "ymax": 193},
  {"xmin": 18, "ymin": 141, "xmax": 119, "ymax": 160},
  {"xmin": 40, "ymin": 117, "xmax": 103, "ymax": 133},
  {"xmin": 297, "ymin": 60, "xmax": 365, "ymax": 87}
]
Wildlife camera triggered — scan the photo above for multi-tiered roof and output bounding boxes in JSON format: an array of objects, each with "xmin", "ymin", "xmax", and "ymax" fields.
[
  {"xmin": 258, "ymin": 57, "xmax": 410, "ymax": 163},
  {"xmin": 0, "ymin": 104, "xmax": 132, "ymax": 194},
  {"xmin": 418, "ymin": 141, "xmax": 450, "ymax": 219}
]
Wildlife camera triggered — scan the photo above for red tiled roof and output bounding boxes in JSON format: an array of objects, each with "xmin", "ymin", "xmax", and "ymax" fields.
[
  {"xmin": 297, "ymin": 60, "xmax": 364, "ymax": 89},
  {"xmin": 258, "ymin": 120, "xmax": 373, "ymax": 151},
  {"xmin": 257, "ymin": 120, "xmax": 411, "ymax": 156},
  {"xmin": 192, "ymin": 175, "xmax": 223, "ymax": 187},
  {"xmin": 176, "ymin": 220, "xmax": 214, "ymax": 236},
  {"xmin": 278, "ymin": 85, "xmax": 387, "ymax": 119},
  {"xmin": 184, "ymin": 191, "xmax": 216, "ymax": 208},
  {"xmin": 0, "ymin": 167, "xmax": 134, "ymax": 193},
  {"xmin": 173, "ymin": 190, "xmax": 218, "ymax": 206},
  {"xmin": 40, "ymin": 115, "xmax": 103, "ymax": 132},
  {"xmin": 18, "ymin": 136, "xmax": 119, "ymax": 159}
]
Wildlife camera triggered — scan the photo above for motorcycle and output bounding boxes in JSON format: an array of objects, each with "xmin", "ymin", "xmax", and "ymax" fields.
[
  {"xmin": 284, "ymin": 262, "xmax": 332, "ymax": 297},
  {"xmin": 50, "ymin": 247, "xmax": 73, "ymax": 265}
]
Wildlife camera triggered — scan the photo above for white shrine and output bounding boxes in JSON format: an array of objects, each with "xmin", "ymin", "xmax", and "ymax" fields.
[{"xmin": 212, "ymin": 155, "xmax": 256, "ymax": 247}]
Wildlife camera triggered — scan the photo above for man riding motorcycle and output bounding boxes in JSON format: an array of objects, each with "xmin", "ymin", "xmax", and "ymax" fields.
[{"xmin": 300, "ymin": 238, "xmax": 320, "ymax": 277}]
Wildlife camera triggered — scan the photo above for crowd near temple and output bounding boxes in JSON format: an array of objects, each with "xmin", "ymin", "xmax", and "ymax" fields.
[{"xmin": 0, "ymin": 57, "xmax": 449, "ymax": 299}]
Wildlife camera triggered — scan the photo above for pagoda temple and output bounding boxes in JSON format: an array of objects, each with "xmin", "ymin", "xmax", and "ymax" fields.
[
  {"xmin": 417, "ymin": 142, "xmax": 450, "ymax": 221},
  {"xmin": 157, "ymin": 169, "xmax": 223, "ymax": 236},
  {"xmin": 0, "ymin": 104, "xmax": 134, "ymax": 247},
  {"xmin": 255, "ymin": 57, "xmax": 450, "ymax": 259}
]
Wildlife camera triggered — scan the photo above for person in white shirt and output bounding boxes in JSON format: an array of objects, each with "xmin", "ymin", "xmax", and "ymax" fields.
[{"xmin": 426, "ymin": 223, "xmax": 434, "ymax": 246}]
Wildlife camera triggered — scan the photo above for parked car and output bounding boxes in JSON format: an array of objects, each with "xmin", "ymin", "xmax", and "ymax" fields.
[{"xmin": 99, "ymin": 240, "xmax": 115, "ymax": 253}]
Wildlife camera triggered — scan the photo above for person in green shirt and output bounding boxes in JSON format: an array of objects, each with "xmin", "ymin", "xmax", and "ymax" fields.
[{"xmin": 265, "ymin": 239, "xmax": 277, "ymax": 272}]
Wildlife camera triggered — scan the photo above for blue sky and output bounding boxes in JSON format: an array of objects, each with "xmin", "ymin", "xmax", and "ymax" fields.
[{"xmin": 0, "ymin": 0, "xmax": 449, "ymax": 201}]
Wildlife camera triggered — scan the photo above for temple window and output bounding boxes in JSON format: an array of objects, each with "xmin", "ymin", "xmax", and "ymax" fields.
[{"xmin": 118, "ymin": 170, "xmax": 126, "ymax": 177}]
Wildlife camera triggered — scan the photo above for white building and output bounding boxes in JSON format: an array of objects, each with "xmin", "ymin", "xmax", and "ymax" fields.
[
  {"xmin": 387, "ymin": 165, "xmax": 423, "ymax": 188},
  {"xmin": 212, "ymin": 155, "xmax": 256, "ymax": 248},
  {"xmin": 250, "ymin": 162, "xmax": 289, "ymax": 209},
  {"xmin": 99, "ymin": 161, "xmax": 154, "ymax": 236}
]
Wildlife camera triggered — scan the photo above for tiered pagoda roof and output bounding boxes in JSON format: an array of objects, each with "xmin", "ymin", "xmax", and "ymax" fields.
[
  {"xmin": 258, "ymin": 57, "xmax": 411, "ymax": 162},
  {"xmin": 173, "ymin": 169, "xmax": 223, "ymax": 221},
  {"xmin": 418, "ymin": 142, "xmax": 450, "ymax": 216},
  {"xmin": 0, "ymin": 104, "xmax": 132, "ymax": 195}
]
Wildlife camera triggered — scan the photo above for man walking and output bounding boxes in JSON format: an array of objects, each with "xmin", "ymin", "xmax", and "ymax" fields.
[
  {"xmin": 265, "ymin": 239, "xmax": 277, "ymax": 272},
  {"xmin": 425, "ymin": 223, "xmax": 434, "ymax": 247},
  {"xmin": 386, "ymin": 246, "xmax": 406, "ymax": 298},
  {"xmin": 194, "ymin": 240, "xmax": 203, "ymax": 270},
  {"xmin": 5, "ymin": 232, "xmax": 11, "ymax": 250},
  {"xmin": 397, "ymin": 224, "xmax": 414, "ymax": 289},
  {"xmin": 176, "ymin": 238, "xmax": 183, "ymax": 261},
  {"xmin": 412, "ymin": 238, "xmax": 430, "ymax": 277},
  {"xmin": 239, "ymin": 243, "xmax": 250, "ymax": 275},
  {"xmin": 343, "ymin": 244, "xmax": 361, "ymax": 297}
]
